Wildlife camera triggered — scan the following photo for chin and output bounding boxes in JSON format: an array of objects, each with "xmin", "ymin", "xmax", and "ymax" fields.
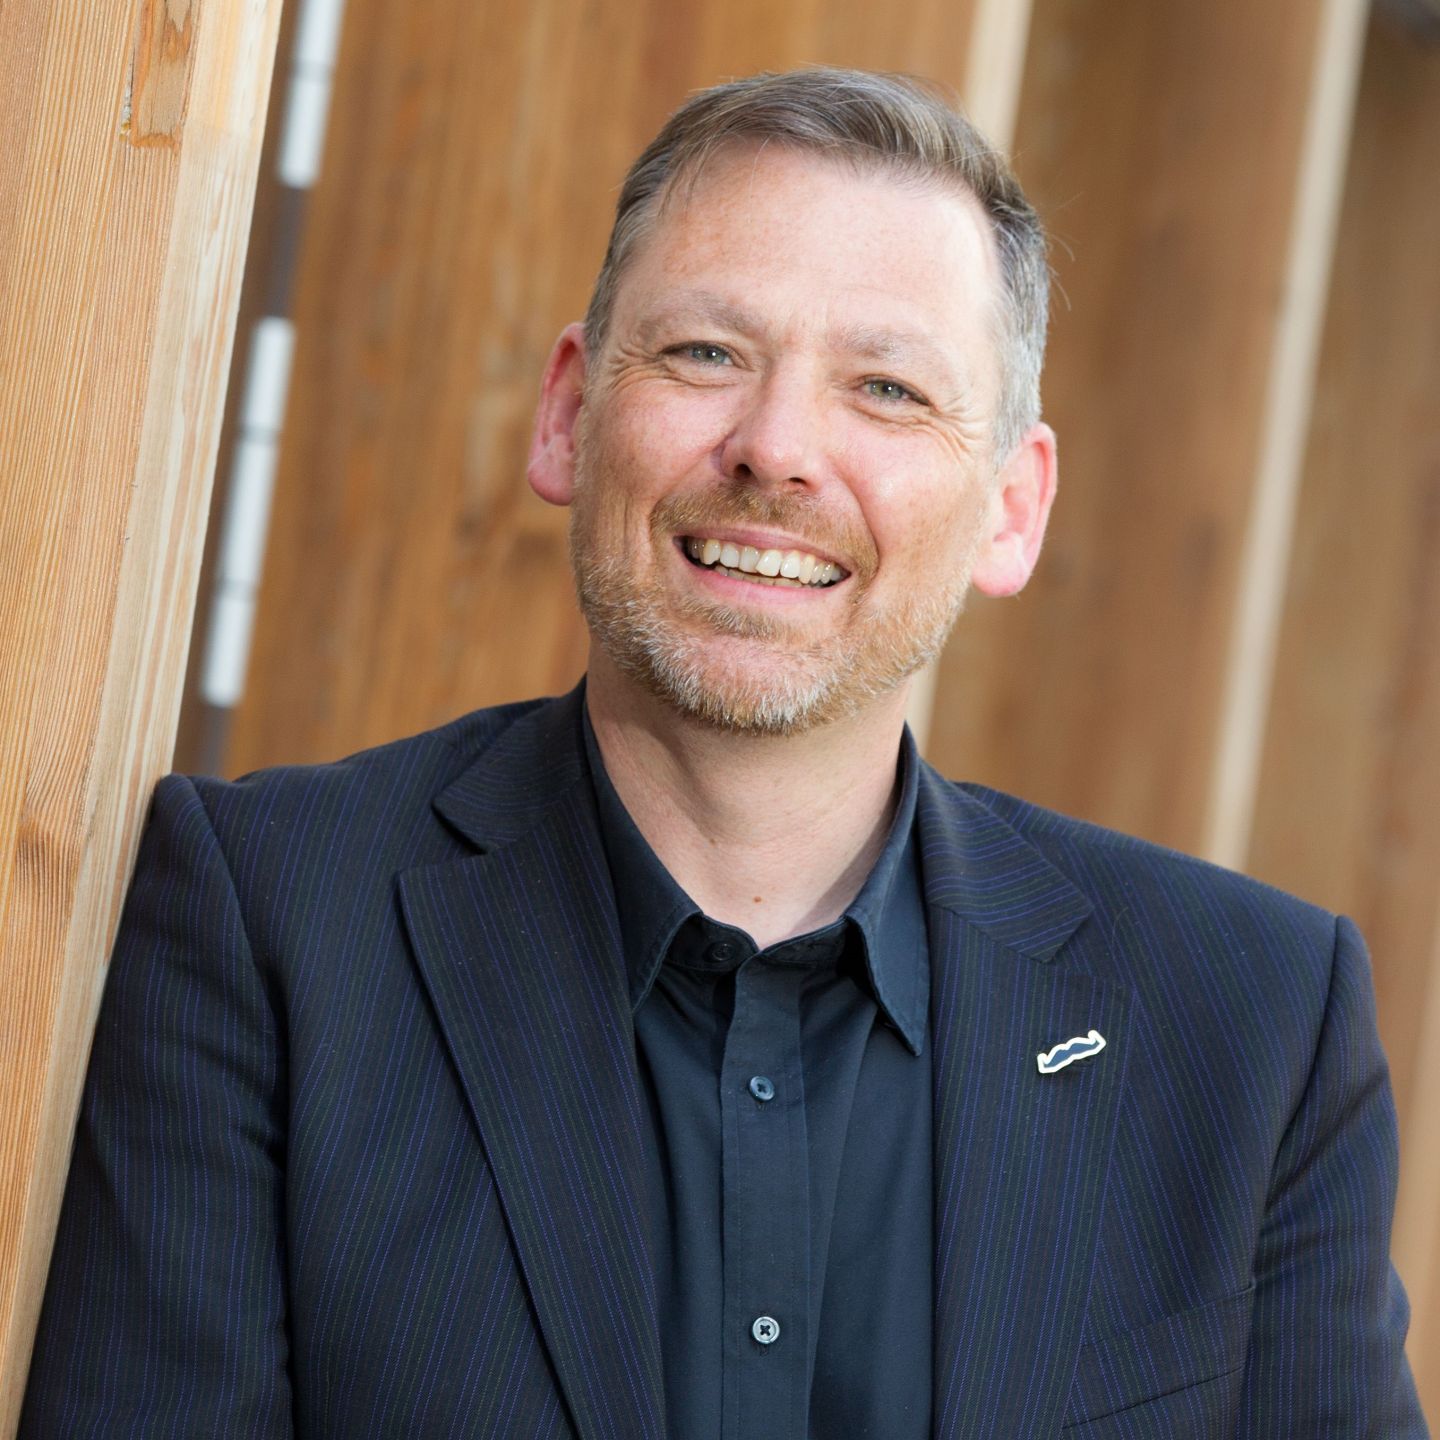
[
  {"xmin": 651, "ymin": 664, "xmax": 854, "ymax": 737},
  {"xmin": 614, "ymin": 622, "xmax": 931, "ymax": 737}
]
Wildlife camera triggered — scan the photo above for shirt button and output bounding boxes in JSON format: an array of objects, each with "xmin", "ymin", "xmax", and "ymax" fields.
[
  {"xmin": 751, "ymin": 1315, "xmax": 781, "ymax": 1346},
  {"xmin": 748, "ymin": 1075, "xmax": 776, "ymax": 1102},
  {"xmin": 707, "ymin": 941, "xmax": 735, "ymax": 964}
]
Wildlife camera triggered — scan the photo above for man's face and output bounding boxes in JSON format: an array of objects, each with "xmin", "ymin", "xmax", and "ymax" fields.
[{"xmin": 547, "ymin": 145, "xmax": 1031, "ymax": 735}]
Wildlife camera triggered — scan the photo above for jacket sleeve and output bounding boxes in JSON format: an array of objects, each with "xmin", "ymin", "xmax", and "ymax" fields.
[
  {"xmin": 1239, "ymin": 913, "xmax": 1427, "ymax": 1436},
  {"xmin": 20, "ymin": 775, "xmax": 293, "ymax": 1438}
]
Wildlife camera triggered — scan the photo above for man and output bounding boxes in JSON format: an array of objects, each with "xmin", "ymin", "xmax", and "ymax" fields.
[{"xmin": 23, "ymin": 68, "xmax": 1425, "ymax": 1438}]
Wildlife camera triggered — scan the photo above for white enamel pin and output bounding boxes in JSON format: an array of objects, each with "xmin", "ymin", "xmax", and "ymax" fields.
[{"xmin": 1037, "ymin": 1029, "xmax": 1107, "ymax": 1074}]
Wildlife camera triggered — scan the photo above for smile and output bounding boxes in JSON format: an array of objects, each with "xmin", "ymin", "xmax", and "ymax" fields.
[{"xmin": 681, "ymin": 536, "xmax": 845, "ymax": 588}]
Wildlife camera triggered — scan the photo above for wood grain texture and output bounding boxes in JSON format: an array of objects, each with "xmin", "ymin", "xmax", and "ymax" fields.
[
  {"xmin": 1243, "ymin": 17, "xmax": 1440, "ymax": 1407},
  {"xmin": 219, "ymin": 0, "xmax": 997, "ymax": 774},
  {"xmin": 928, "ymin": 0, "xmax": 1341, "ymax": 852},
  {"xmin": 1203, "ymin": 0, "xmax": 1368, "ymax": 866},
  {"xmin": 126, "ymin": 0, "xmax": 199, "ymax": 146},
  {"xmin": 0, "ymin": 0, "xmax": 282, "ymax": 1427}
]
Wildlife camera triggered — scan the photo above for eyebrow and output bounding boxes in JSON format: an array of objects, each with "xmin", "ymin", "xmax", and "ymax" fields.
[
  {"xmin": 633, "ymin": 291, "xmax": 765, "ymax": 345},
  {"xmin": 827, "ymin": 321, "xmax": 957, "ymax": 378}
]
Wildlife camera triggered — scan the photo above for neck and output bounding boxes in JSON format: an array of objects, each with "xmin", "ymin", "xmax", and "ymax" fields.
[{"xmin": 585, "ymin": 654, "xmax": 909, "ymax": 948}]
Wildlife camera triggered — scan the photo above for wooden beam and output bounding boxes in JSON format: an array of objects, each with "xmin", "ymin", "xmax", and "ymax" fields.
[
  {"xmin": 0, "ymin": 0, "xmax": 283, "ymax": 1427},
  {"xmin": 1204, "ymin": 0, "xmax": 1369, "ymax": 865},
  {"xmin": 926, "ymin": 0, "xmax": 1365, "ymax": 855}
]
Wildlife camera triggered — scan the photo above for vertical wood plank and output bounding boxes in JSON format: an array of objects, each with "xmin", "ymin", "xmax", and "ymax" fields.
[
  {"xmin": 1243, "ymin": 17, "xmax": 1440, "ymax": 1406},
  {"xmin": 0, "ymin": 0, "xmax": 283, "ymax": 1426},
  {"xmin": 1203, "ymin": 0, "xmax": 1369, "ymax": 866},
  {"xmin": 926, "ymin": 0, "xmax": 1361, "ymax": 853}
]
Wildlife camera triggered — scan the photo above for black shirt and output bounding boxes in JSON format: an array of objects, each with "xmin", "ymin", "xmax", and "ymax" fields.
[{"xmin": 582, "ymin": 714, "xmax": 933, "ymax": 1439}]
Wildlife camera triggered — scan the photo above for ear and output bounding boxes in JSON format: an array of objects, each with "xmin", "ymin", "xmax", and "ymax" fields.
[
  {"xmin": 968, "ymin": 422, "xmax": 1058, "ymax": 598},
  {"xmin": 527, "ymin": 322, "xmax": 588, "ymax": 507}
]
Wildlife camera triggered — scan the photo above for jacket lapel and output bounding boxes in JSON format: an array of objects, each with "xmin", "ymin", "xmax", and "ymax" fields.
[
  {"xmin": 919, "ymin": 766, "xmax": 1131, "ymax": 1439},
  {"xmin": 398, "ymin": 688, "xmax": 666, "ymax": 1440}
]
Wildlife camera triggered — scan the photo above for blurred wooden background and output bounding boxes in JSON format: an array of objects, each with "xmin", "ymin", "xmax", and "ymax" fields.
[{"xmin": 174, "ymin": 0, "xmax": 1440, "ymax": 1416}]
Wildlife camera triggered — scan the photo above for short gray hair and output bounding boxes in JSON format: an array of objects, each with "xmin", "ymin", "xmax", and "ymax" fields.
[{"xmin": 583, "ymin": 67, "xmax": 1049, "ymax": 461}]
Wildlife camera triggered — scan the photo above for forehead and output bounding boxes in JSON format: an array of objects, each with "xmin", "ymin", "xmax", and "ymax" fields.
[{"xmin": 612, "ymin": 144, "xmax": 1002, "ymax": 353}]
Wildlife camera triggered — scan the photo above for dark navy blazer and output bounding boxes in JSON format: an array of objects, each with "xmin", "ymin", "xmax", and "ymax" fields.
[{"xmin": 22, "ymin": 685, "xmax": 1426, "ymax": 1437}]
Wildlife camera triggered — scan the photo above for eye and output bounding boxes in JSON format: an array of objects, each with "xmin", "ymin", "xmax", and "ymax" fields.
[
  {"xmin": 864, "ymin": 377, "xmax": 924, "ymax": 404},
  {"xmin": 669, "ymin": 342, "xmax": 733, "ymax": 365}
]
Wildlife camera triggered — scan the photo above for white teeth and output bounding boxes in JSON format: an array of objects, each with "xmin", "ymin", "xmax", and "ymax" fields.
[
  {"xmin": 712, "ymin": 564, "xmax": 801, "ymax": 587},
  {"xmin": 684, "ymin": 536, "xmax": 844, "ymax": 587}
]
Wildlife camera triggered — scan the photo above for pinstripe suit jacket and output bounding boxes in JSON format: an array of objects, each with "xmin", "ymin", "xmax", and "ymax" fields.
[{"xmin": 23, "ymin": 685, "xmax": 1426, "ymax": 1438}]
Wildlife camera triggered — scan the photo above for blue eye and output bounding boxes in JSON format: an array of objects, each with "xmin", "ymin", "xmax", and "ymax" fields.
[{"xmin": 678, "ymin": 343, "xmax": 731, "ymax": 364}]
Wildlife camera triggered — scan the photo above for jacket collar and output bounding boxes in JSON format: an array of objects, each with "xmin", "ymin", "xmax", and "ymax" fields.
[
  {"xmin": 433, "ymin": 683, "xmax": 1095, "ymax": 962},
  {"xmin": 431, "ymin": 682, "xmax": 592, "ymax": 849},
  {"xmin": 914, "ymin": 756, "xmax": 1094, "ymax": 961}
]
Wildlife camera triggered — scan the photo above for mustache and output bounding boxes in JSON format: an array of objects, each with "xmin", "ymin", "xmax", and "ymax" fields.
[{"xmin": 651, "ymin": 489, "xmax": 878, "ymax": 578}]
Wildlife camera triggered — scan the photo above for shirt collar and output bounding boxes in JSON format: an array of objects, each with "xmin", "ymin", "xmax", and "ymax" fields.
[{"xmin": 581, "ymin": 704, "xmax": 928, "ymax": 1055}]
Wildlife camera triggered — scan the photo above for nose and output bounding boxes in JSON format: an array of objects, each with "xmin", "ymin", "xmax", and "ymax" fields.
[{"xmin": 719, "ymin": 368, "xmax": 828, "ymax": 491}]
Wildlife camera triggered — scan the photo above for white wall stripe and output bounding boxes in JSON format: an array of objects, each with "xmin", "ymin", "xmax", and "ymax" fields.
[
  {"xmin": 241, "ymin": 316, "xmax": 296, "ymax": 435},
  {"xmin": 217, "ymin": 434, "xmax": 282, "ymax": 591},
  {"xmin": 277, "ymin": 70, "xmax": 334, "ymax": 189},
  {"xmin": 294, "ymin": 0, "xmax": 347, "ymax": 72},
  {"xmin": 200, "ymin": 431, "xmax": 282, "ymax": 707},
  {"xmin": 201, "ymin": 588, "xmax": 262, "ymax": 709}
]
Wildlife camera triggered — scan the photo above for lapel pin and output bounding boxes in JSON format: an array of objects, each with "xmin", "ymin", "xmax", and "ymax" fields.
[{"xmin": 1037, "ymin": 1029, "xmax": 1106, "ymax": 1074}]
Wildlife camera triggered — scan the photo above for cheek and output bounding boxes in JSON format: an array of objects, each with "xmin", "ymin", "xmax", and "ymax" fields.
[
  {"xmin": 616, "ymin": 383, "xmax": 737, "ymax": 466},
  {"xmin": 854, "ymin": 453, "xmax": 984, "ymax": 565}
]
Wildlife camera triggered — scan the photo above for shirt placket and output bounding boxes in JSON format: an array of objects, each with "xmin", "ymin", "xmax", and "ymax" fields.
[{"xmin": 720, "ymin": 954, "xmax": 810, "ymax": 1440}]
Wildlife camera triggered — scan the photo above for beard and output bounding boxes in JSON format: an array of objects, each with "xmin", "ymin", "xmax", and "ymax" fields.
[{"xmin": 567, "ymin": 441, "xmax": 980, "ymax": 737}]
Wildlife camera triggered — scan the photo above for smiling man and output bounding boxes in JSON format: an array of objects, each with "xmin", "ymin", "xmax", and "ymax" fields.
[{"xmin": 23, "ymin": 68, "xmax": 1426, "ymax": 1439}]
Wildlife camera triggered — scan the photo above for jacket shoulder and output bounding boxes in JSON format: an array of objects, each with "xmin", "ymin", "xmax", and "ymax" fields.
[
  {"xmin": 952, "ymin": 779, "xmax": 1340, "ymax": 959},
  {"xmin": 175, "ymin": 696, "xmax": 547, "ymax": 823}
]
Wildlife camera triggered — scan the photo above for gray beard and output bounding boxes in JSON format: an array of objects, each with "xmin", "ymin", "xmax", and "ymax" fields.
[{"xmin": 570, "ymin": 542, "xmax": 970, "ymax": 738}]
